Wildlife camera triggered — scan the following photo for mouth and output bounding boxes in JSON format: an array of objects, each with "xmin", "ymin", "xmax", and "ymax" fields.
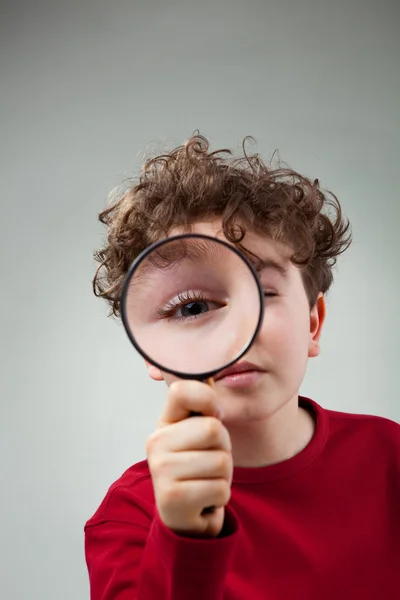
[{"xmin": 215, "ymin": 361, "xmax": 265, "ymax": 385}]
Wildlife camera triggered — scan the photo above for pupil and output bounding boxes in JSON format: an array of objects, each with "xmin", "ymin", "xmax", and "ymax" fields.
[{"xmin": 182, "ymin": 302, "xmax": 205, "ymax": 317}]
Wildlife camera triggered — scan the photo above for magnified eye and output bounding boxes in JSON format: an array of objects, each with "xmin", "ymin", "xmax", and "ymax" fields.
[
  {"xmin": 157, "ymin": 291, "xmax": 225, "ymax": 322},
  {"xmin": 178, "ymin": 300, "xmax": 210, "ymax": 318}
]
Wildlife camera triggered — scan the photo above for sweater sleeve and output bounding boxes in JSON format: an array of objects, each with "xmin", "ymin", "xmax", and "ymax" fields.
[{"xmin": 84, "ymin": 484, "xmax": 239, "ymax": 600}]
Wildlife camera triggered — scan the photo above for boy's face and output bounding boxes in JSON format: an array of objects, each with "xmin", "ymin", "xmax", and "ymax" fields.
[{"xmin": 145, "ymin": 219, "xmax": 325, "ymax": 424}]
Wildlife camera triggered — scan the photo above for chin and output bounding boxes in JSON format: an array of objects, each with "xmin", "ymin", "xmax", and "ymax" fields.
[{"xmin": 221, "ymin": 385, "xmax": 295, "ymax": 422}]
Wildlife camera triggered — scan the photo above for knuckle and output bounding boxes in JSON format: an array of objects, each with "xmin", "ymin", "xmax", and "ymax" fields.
[
  {"xmin": 222, "ymin": 426, "xmax": 232, "ymax": 452},
  {"xmin": 148, "ymin": 453, "xmax": 167, "ymax": 475},
  {"xmin": 205, "ymin": 417, "xmax": 222, "ymax": 441},
  {"xmin": 202, "ymin": 386, "xmax": 216, "ymax": 403},
  {"xmin": 228, "ymin": 460, "xmax": 234, "ymax": 482},
  {"xmin": 161, "ymin": 482, "xmax": 181, "ymax": 505},
  {"xmin": 146, "ymin": 429, "xmax": 162, "ymax": 455},
  {"xmin": 216, "ymin": 452, "xmax": 230, "ymax": 473},
  {"xmin": 199, "ymin": 394, "xmax": 213, "ymax": 412},
  {"xmin": 145, "ymin": 438, "xmax": 154, "ymax": 457},
  {"xmin": 169, "ymin": 379, "xmax": 185, "ymax": 397},
  {"xmin": 220, "ymin": 482, "xmax": 232, "ymax": 505}
]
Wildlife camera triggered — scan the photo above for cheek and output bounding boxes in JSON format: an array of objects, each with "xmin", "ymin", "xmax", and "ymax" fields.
[{"xmin": 258, "ymin": 301, "xmax": 310, "ymax": 361}]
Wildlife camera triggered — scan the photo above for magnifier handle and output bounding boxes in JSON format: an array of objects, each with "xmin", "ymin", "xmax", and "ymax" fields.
[{"xmin": 189, "ymin": 377, "xmax": 216, "ymax": 515}]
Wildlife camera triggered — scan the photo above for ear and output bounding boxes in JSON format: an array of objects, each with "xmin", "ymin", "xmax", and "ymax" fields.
[
  {"xmin": 144, "ymin": 360, "xmax": 165, "ymax": 381},
  {"xmin": 308, "ymin": 293, "xmax": 326, "ymax": 358}
]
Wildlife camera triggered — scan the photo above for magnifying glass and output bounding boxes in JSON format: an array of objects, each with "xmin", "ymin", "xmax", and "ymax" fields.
[
  {"xmin": 121, "ymin": 233, "xmax": 264, "ymax": 378},
  {"xmin": 120, "ymin": 233, "xmax": 264, "ymax": 512}
]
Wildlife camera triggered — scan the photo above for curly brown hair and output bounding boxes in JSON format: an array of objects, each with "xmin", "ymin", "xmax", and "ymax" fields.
[{"xmin": 93, "ymin": 134, "xmax": 352, "ymax": 317}]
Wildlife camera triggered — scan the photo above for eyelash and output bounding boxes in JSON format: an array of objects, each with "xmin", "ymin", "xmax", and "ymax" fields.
[
  {"xmin": 157, "ymin": 289, "xmax": 276, "ymax": 323},
  {"xmin": 157, "ymin": 290, "xmax": 208, "ymax": 322}
]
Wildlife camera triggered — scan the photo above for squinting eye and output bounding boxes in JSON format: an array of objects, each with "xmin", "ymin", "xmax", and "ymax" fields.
[{"xmin": 264, "ymin": 291, "xmax": 277, "ymax": 297}]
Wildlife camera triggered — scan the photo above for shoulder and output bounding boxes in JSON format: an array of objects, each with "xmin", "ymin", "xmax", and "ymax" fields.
[
  {"xmin": 85, "ymin": 459, "xmax": 155, "ymax": 529},
  {"xmin": 322, "ymin": 403, "xmax": 400, "ymax": 461},
  {"xmin": 304, "ymin": 397, "xmax": 399, "ymax": 457},
  {"xmin": 326, "ymin": 405, "xmax": 399, "ymax": 436}
]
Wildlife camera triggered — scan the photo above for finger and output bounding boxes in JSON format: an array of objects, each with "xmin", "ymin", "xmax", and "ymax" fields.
[
  {"xmin": 158, "ymin": 380, "xmax": 220, "ymax": 427},
  {"xmin": 164, "ymin": 479, "xmax": 232, "ymax": 513},
  {"xmin": 148, "ymin": 416, "xmax": 232, "ymax": 454},
  {"xmin": 154, "ymin": 450, "xmax": 233, "ymax": 483}
]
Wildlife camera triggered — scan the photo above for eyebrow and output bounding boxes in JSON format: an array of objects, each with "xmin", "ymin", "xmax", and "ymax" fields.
[
  {"xmin": 133, "ymin": 239, "xmax": 229, "ymax": 281},
  {"xmin": 254, "ymin": 258, "xmax": 289, "ymax": 279}
]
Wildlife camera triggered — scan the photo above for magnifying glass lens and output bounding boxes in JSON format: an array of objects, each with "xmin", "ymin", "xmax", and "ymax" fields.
[{"xmin": 121, "ymin": 235, "xmax": 263, "ymax": 379}]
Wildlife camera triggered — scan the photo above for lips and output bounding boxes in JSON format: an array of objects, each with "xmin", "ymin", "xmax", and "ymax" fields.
[{"xmin": 215, "ymin": 361, "xmax": 264, "ymax": 381}]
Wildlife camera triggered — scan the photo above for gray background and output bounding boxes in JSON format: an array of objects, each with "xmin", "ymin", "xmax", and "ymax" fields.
[{"xmin": 1, "ymin": 0, "xmax": 399, "ymax": 598}]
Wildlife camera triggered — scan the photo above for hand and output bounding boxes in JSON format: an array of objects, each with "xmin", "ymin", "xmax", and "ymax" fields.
[{"xmin": 146, "ymin": 380, "xmax": 233, "ymax": 538}]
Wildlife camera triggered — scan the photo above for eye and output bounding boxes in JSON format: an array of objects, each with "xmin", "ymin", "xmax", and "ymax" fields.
[
  {"xmin": 157, "ymin": 291, "xmax": 225, "ymax": 322},
  {"xmin": 264, "ymin": 291, "xmax": 278, "ymax": 297}
]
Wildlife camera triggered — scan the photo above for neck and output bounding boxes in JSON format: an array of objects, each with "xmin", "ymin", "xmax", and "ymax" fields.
[{"xmin": 227, "ymin": 395, "xmax": 315, "ymax": 468}]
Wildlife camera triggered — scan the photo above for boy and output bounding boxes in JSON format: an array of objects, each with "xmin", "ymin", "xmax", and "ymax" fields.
[{"xmin": 85, "ymin": 134, "xmax": 400, "ymax": 599}]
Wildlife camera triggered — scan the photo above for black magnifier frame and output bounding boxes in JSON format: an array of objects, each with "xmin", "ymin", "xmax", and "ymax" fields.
[{"xmin": 120, "ymin": 233, "xmax": 265, "ymax": 381}]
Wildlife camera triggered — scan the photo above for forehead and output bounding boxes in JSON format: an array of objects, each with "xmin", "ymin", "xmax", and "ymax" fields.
[{"xmin": 169, "ymin": 219, "xmax": 294, "ymax": 273}]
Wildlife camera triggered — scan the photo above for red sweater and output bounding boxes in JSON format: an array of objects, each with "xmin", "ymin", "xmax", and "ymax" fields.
[{"xmin": 84, "ymin": 397, "xmax": 400, "ymax": 599}]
